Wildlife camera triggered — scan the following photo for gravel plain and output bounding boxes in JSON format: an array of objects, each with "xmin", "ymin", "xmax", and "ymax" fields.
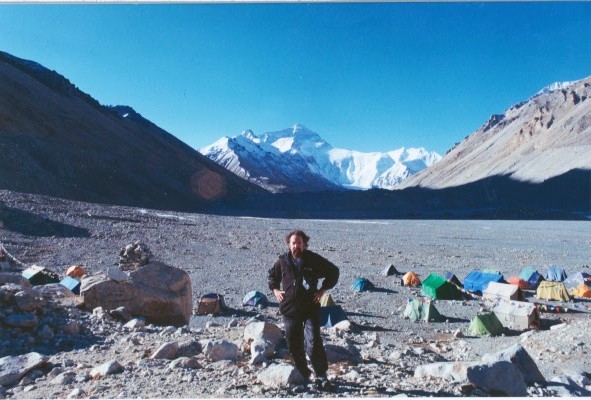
[{"xmin": 1, "ymin": 189, "xmax": 590, "ymax": 398}]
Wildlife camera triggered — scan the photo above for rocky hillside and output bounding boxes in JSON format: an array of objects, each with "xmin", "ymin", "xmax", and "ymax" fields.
[
  {"xmin": 402, "ymin": 76, "xmax": 591, "ymax": 189},
  {"xmin": 0, "ymin": 51, "xmax": 263, "ymax": 212}
]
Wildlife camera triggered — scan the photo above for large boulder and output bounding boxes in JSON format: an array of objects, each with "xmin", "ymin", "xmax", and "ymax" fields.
[
  {"xmin": 244, "ymin": 321, "xmax": 283, "ymax": 347},
  {"xmin": 80, "ymin": 261, "xmax": 192, "ymax": 326},
  {"xmin": 0, "ymin": 352, "xmax": 48, "ymax": 386},
  {"xmin": 481, "ymin": 343, "xmax": 545, "ymax": 384},
  {"xmin": 415, "ymin": 360, "xmax": 528, "ymax": 396}
]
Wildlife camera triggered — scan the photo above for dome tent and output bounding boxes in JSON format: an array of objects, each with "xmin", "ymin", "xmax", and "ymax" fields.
[
  {"xmin": 351, "ymin": 277, "xmax": 374, "ymax": 293},
  {"xmin": 402, "ymin": 297, "xmax": 443, "ymax": 322},
  {"xmin": 242, "ymin": 290, "xmax": 268, "ymax": 308},
  {"xmin": 422, "ymin": 274, "xmax": 463, "ymax": 300},
  {"xmin": 402, "ymin": 271, "xmax": 421, "ymax": 287},
  {"xmin": 469, "ymin": 312, "xmax": 504, "ymax": 336},
  {"xmin": 519, "ymin": 268, "xmax": 544, "ymax": 290}
]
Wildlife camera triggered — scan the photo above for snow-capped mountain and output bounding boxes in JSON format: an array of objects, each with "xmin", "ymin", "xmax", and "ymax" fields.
[
  {"xmin": 200, "ymin": 124, "xmax": 441, "ymax": 193},
  {"xmin": 401, "ymin": 76, "xmax": 591, "ymax": 189}
]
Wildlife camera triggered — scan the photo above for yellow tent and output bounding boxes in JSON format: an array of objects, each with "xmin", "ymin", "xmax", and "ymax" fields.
[
  {"xmin": 572, "ymin": 283, "xmax": 591, "ymax": 298},
  {"xmin": 402, "ymin": 271, "xmax": 421, "ymax": 287},
  {"xmin": 319, "ymin": 291, "xmax": 336, "ymax": 306},
  {"xmin": 536, "ymin": 281, "xmax": 570, "ymax": 301}
]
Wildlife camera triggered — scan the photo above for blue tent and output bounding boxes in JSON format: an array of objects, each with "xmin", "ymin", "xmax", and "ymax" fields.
[
  {"xmin": 545, "ymin": 267, "xmax": 567, "ymax": 282},
  {"xmin": 351, "ymin": 277, "xmax": 374, "ymax": 293},
  {"xmin": 463, "ymin": 271, "xmax": 504, "ymax": 294},
  {"xmin": 519, "ymin": 268, "xmax": 544, "ymax": 289},
  {"xmin": 59, "ymin": 276, "xmax": 81, "ymax": 295},
  {"xmin": 242, "ymin": 290, "xmax": 268, "ymax": 308},
  {"xmin": 563, "ymin": 272, "xmax": 591, "ymax": 290},
  {"xmin": 320, "ymin": 305, "xmax": 348, "ymax": 327}
]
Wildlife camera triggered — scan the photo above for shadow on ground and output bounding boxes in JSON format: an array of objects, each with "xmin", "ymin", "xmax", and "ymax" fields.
[{"xmin": 0, "ymin": 203, "xmax": 90, "ymax": 238}]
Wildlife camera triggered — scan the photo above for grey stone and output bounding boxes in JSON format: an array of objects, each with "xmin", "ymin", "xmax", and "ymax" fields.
[
  {"xmin": 201, "ymin": 339, "xmax": 238, "ymax": 362},
  {"xmin": 14, "ymin": 290, "xmax": 39, "ymax": 312},
  {"xmin": 151, "ymin": 342, "xmax": 179, "ymax": 360},
  {"xmin": 415, "ymin": 360, "xmax": 527, "ymax": 396},
  {"xmin": 244, "ymin": 321, "xmax": 283, "ymax": 347},
  {"xmin": 257, "ymin": 364, "xmax": 307, "ymax": 387},
  {"xmin": 123, "ymin": 318, "xmax": 146, "ymax": 331},
  {"xmin": 4, "ymin": 313, "xmax": 38, "ymax": 329},
  {"xmin": 89, "ymin": 360, "xmax": 124, "ymax": 379},
  {"xmin": 0, "ymin": 352, "xmax": 49, "ymax": 386},
  {"xmin": 168, "ymin": 357, "xmax": 202, "ymax": 370},
  {"xmin": 177, "ymin": 340, "xmax": 202, "ymax": 358},
  {"xmin": 481, "ymin": 343, "xmax": 545, "ymax": 384}
]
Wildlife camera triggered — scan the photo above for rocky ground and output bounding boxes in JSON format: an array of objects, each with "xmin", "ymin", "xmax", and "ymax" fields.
[{"xmin": 1, "ymin": 189, "xmax": 590, "ymax": 398}]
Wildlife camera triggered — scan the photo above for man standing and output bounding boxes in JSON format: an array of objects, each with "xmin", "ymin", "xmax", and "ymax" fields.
[{"xmin": 268, "ymin": 229, "xmax": 339, "ymax": 391}]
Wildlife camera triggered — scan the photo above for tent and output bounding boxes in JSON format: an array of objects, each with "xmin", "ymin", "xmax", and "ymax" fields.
[
  {"xmin": 463, "ymin": 271, "xmax": 504, "ymax": 294},
  {"xmin": 320, "ymin": 305, "xmax": 348, "ymax": 327},
  {"xmin": 563, "ymin": 272, "xmax": 591, "ymax": 290},
  {"xmin": 59, "ymin": 276, "xmax": 81, "ymax": 295},
  {"xmin": 519, "ymin": 268, "xmax": 544, "ymax": 290},
  {"xmin": 242, "ymin": 291, "xmax": 268, "ymax": 308},
  {"xmin": 536, "ymin": 281, "xmax": 570, "ymax": 301},
  {"xmin": 483, "ymin": 282, "xmax": 524, "ymax": 302},
  {"xmin": 382, "ymin": 264, "xmax": 400, "ymax": 276},
  {"xmin": 352, "ymin": 277, "xmax": 374, "ymax": 293},
  {"xmin": 482, "ymin": 269, "xmax": 502, "ymax": 275},
  {"xmin": 22, "ymin": 265, "xmax": 60, "ymax": 286},
  {"xmin": 402, "ymin": 271, "xmax": 421, "ymax": 287},
  {"xmin": 506, "ymin": 277, "xmax": 530, "ymax": 290},
  {"xmin": 402, "ymin": 298, "xmax": 443, "ymax": 322},
  {"xmin": 468, "ymin": 312, "xmax": 505, "ymax": 336},
  {"xmin": 65, "ymin": 265, "xmax": 86, "ymax": 278},
  {"xmin": 545, "ymin": 267, "xmax": 568, "ymax": 282},
  {"xmin": 443, "ymin": 271, "xmax": 463, "ymax": 288},
  {"xmin": 492, "ymin": 301, "xmax": 540, "ymax": 331},
  {"xmin": 571, "ymin": 283, "xmax": 591, "ymax": 298},
  {"xmin": 195, "ymin": 293, "xmax": 226, "ymax": 315},
  {"xmin": 422, "ymin": 274, "xmax": 463, "ymax": 300},
  {"xmin": 319, "ymin": 291, "xmax": 336, "ymax": 307}
]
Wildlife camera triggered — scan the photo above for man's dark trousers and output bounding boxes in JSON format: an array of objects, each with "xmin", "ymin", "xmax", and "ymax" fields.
[{"xmin": 283, "ymin": 306, "xmax": 328, "ymax": 380}]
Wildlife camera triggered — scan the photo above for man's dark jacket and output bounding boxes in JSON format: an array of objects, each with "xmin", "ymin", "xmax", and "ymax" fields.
[{"xmin": 268, "ymin": 250, "xmax": 339, "ymax": 319}]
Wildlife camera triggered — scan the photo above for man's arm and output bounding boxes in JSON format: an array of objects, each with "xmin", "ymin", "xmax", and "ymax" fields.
[{"xmin": 268, "ymin": 259, "xmax": 284, "ymax": 302}]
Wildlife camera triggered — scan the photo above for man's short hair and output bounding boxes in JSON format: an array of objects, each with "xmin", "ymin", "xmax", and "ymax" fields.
[{"xmin": 285, "ymin": 229, "xmax": 310, "ymax": 246}]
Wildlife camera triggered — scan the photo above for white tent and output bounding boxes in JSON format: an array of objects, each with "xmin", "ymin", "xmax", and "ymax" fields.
[
  {"xmin": 483, "ymin": 282, "xmax": 524, "ymax": 303},
  {"xmin": 492, "ymin": 300, "xmax": 539, "ymax": 331}
]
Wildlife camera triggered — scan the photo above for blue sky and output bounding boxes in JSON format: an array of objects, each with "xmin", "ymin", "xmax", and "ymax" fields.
[{"xmin": 1, "ymin": 2, "xmax": 590, "ymax": 155}]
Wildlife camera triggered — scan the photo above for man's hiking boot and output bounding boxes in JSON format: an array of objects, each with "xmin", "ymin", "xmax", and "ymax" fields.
[{"xmin": 314, "ymin": 377, "xmax": 336, "ymax": 392}]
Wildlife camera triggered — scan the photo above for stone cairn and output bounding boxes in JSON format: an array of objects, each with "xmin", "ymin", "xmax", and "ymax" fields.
[{"xmin": 118, "ymin": 241, "xmax": 152, "ymax": 272}]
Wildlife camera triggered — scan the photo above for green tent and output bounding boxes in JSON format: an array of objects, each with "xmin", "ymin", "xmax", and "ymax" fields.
[
  {"xmin": 469, "ymin": 312, "xmax": 505, "ymax": 336},
  {"xmin": 402, "ymin": 298, "xmax": 443, "ymax": 322},
  {"xmin": 422, "ymin": 274, "xmax": 463, "ymax": 300}
]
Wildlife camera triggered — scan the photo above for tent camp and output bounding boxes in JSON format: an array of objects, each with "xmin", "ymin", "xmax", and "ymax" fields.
[
  {"xmin": 536, "ymin": 281, "xmax": 570, "ymax": 301},
  {"xmin": 519, "ymin": 268, "xmax": 544, "ymax": 290},
  {"xmin": 22, "ymin": 265, "xmax": 60, "ymax": 286},
  {"xmin": 402, "ymin": 271, "xmax": 421, "ymax": 287},
  {"xmin": 443, "ymin": 271, "xmax": 463, "ymax": 288},
  {"xmin": 563, "ymin": 272, "xmax": 591, "ymax": 290},
  {"xmin": 402, "ymin": 298, "xmax": 443, "ymax": 322},
  {"xmin": 492, "ymin": 301, "xmax": 539, "ymax": 331},
  {"xmin": 319, "ymin": 291, "xmax": 336, "ymax": 306},
  {"xmin": 506, "ymin": 277, "xmax": 530, "ymax": 290},
  {"xmin": 468, "ymin": 312, "xmax": 505, "ymax": 336},
  {"xmin": 320, "ymin": 305, "xmax": 348, "ymax": 327},
  {"xmin": 463, "ymin": 271, "xmax": 504, "ymax": 294},
  {"xmin": 242, "ymin": 291, "xmax": 268, "ymax": 308},
  {"xmin": 66, "ymin": 265, "xmax": 86, "ymax": 278},
  {"xmin": 195, "ymin": 293, "xmax": 226, "ymax": 315},
  {"xmin": 572, "ymin": 283, "xmax": 591, "ymax": 298},
  {"xmin": 483, "ymin": 282, "xmax": 524, "ymax": 302},
  {"xmin": 60, "ymin": 276, "xmax": 81, "ymax": 295},
  {"xmin": 422, "ymin": 274, "xmax": 463, "ymax": 300},
  {"xmin": 352, "ymin": 277, "xmax": 374, "ymax": 293},
  {"xmin": 545, "ymin": 267, "xmax": 568, "ymax": 282},
  {"xmin": 382, "ymin": 264, "xmax": 400, "ymax": 276}
]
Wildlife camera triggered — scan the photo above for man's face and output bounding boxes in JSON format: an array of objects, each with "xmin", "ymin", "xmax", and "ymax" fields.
[{"xmin": 289, "ymin": 234, "xmax": 306, "ymax": 258}]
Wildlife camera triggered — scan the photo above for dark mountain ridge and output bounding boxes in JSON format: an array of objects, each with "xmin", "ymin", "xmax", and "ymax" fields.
[{"xmin": 0, "ymin": 51, "xmax": 264, "ymax": 212}]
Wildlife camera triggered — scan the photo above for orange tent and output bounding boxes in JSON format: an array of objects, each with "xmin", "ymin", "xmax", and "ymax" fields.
[
  {"xmin": 66, "ymin": 265, "xmax": 86, "ymax": 278},
  {"xmin": 572, "ymin": 283, "xmax": 591, "ymax": 298},
  {"xmin": 402, "ymin": 271, "xmax": 421, "ymax": 287},
  {"xmin": 507, "ymin": 276, "xmax": 530, "ymax": 290}
]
